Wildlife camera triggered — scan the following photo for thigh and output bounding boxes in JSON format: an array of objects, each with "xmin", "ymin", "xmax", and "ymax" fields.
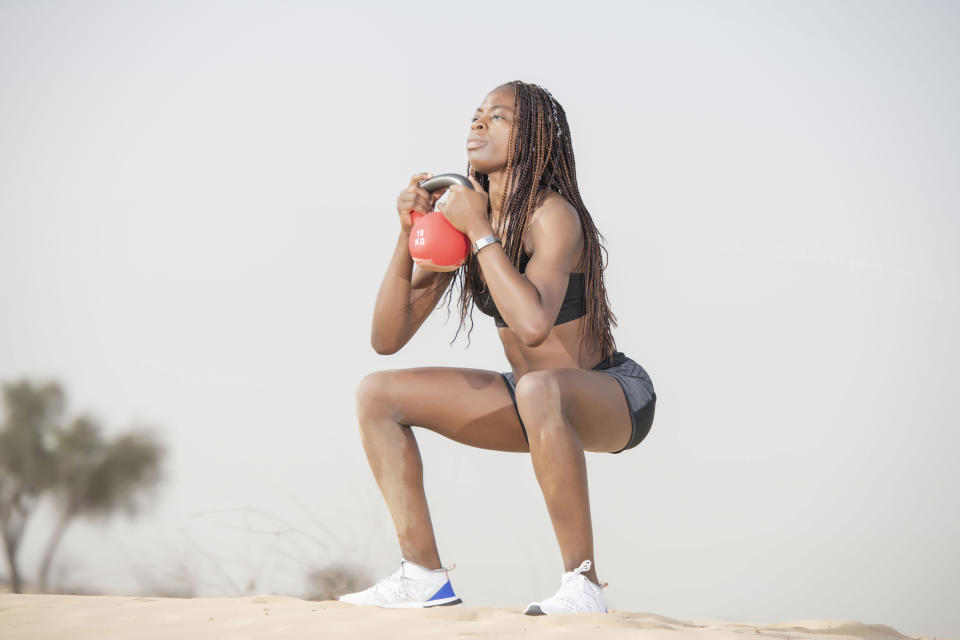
[
  {"xmin": 357, "ymin": 367, "xmax": 530, "ymax": 453},
  {"xmin": 516, "ymin": 368, "xmax": 633, "ymax": 454}
]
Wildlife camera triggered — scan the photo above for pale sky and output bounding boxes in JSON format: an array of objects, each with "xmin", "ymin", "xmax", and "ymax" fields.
[{"xmin": 1, "ymin": 0, "xmax": 958, "ymax": 637}]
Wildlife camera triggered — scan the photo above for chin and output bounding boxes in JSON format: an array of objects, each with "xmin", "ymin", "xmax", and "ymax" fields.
[{"xmin": 466, "ymin": 155, "xmax": 505, "ymax": 175}]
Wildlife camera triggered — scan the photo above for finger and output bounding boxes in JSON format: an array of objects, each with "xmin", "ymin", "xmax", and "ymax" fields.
[
  {"xmin": 408, "ymin": 172, "xmax": 435, "ymax": 187},
  {"xmin": 403, "ymin": 192, "xmax": 429, "ymax": 211},
  {"xmin": 408, "ymin": 186, "xmax": 431, "ymax": 201},
  {"xmin": 467, "ymin": 175, "xmax": 482, "ymax": 190},
  {"xmin": 434, "ymin": 188, "xmax": 454, "ymax": 210},
  {"xmin": 401, "ymin": 194, "xmax": 429, "ymax": 212}
]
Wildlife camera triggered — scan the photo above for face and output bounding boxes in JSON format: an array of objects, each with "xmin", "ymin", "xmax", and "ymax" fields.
[{"xmin": 466, "ymin": 85, "xmax": 516, "ymax": 174}]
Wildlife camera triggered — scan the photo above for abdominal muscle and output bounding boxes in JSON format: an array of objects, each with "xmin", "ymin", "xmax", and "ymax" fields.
[{"xmin": 497, "ymin": 317, "xmax": 606, "ymax": 377}]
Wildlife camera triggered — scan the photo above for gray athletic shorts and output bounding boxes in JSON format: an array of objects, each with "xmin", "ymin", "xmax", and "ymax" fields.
[{"xmin": 500, "ymin": 351, "xmax": 656, "ymax": 454}]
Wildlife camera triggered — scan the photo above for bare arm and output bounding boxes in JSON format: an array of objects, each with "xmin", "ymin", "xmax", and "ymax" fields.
[
  {"xmin": 467, "ymin": 198, "xmax": 582, "ymax": 347},
  {"xmin": 370, "ymin": 172, "xmax": 451, "ymax": 355},
  {"xmin": 370, "ymin": 231, "xmax": 450, "ymax": 355}
]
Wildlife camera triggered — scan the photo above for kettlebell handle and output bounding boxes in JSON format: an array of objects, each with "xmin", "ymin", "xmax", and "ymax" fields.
[{"xmin": 419, "ymin": 173, "xmax": 475, "ymax": 193}]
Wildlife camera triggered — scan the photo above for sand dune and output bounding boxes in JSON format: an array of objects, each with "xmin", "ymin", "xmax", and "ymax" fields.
[{"xmin": 0, "ymin": 594, "xmax": 939, "ymax": 640}]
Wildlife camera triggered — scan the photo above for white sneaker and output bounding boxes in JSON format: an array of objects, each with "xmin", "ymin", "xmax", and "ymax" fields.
[
  {"xmin": 337, "ymin": 558, "xmax": 462, "ymax": 608},
  {"xmin": 523, "ymin": 559, "xmax": 608, "ymax": 615}
]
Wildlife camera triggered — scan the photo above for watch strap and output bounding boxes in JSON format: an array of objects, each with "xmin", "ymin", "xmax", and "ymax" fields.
[{"xmin": 472, "ymin": 234, "xmax": 501, "ymax": 254}]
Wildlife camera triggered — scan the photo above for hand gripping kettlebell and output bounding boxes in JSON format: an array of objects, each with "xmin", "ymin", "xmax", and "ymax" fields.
[{"xmin": 408, "ymin": 173, "xmax": 474, "ymax": 271}]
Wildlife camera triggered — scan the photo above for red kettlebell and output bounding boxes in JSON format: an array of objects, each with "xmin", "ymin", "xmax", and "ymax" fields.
[{"xmin": 409, "ymin": 173, "xmax": 474, "ymax": 271}]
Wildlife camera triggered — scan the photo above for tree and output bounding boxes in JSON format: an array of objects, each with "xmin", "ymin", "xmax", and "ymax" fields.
[
  {"xmin": 0, "ymin": 379, "xmax": 164, "ymax": 593},
  {"xmin": 37, "ymin": 416, "xmax": 164, "ymax": 591},
  {"xmin": 0, "ymin": 381, "xmax": 63, "ymax": 593}
]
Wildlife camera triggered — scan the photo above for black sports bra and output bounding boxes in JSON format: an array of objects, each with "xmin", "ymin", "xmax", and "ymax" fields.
[{"xmin": 474, "ymin": 251, "xmax": 587, "ymax": 328}]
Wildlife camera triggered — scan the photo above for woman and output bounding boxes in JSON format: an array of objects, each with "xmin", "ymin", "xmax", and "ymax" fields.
[{"xmin": 338, "ymin": 81, "xmax": 656, "ymax": 615}]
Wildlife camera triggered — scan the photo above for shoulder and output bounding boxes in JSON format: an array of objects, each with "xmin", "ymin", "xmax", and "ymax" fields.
[
  {"xmin": 530, "ymin": 191, "xmax": 580, "ymax": 227},
  {"xmin": 527, "ymin": 191, "xmax": 582, "ymax": 252},
  {"xmin": 519, "ymin": 191, "xmax": 584, "ymax": 271}
]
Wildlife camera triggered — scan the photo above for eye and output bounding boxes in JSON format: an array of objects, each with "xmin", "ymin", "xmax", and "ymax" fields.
[{"xmin": 471, "ymin": 113, "xmax": 506, "ymax": 123}]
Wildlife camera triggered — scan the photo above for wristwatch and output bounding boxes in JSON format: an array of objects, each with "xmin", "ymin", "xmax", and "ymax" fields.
[{"xmin": 472, "ymin": 234, "xmax": 501, "ymax": 254}]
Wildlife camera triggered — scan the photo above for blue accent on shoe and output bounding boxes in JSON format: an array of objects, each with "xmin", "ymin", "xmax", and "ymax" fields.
[{"xmin": 429, "ymin": 580, "xmax": 456, "ymax": 601}]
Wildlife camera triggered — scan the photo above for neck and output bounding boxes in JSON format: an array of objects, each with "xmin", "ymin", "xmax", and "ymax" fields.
[
  {"xmin": 484, "ymin": 168, "xmax": 547, "ymax": 230},
  {"xmin": 487, "ymin": 167, "xmax": 533, "ymax": 231},
  {"xmin": 487, "ymin": 168, "xmax": 508, "ymax": 224}
]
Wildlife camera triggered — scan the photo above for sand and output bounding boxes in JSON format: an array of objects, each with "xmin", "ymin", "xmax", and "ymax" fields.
[{"xmin": 0, "ymin": 594, "xmax": 941, "ymax": 640}]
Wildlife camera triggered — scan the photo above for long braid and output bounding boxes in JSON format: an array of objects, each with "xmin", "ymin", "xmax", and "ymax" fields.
[{"xmin": 433, "ymin": 81, "xmax": 618, "ymax": 363}]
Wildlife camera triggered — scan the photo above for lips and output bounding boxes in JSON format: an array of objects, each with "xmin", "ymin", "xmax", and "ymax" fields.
[{"xmin": 466, "ymin": 137, "xmax": 487, "ymax": 150}]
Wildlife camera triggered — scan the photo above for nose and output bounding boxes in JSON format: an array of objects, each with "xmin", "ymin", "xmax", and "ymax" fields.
[{"xmin": 471, "ymin": 118, "xmax": 485, "ymax": 131}]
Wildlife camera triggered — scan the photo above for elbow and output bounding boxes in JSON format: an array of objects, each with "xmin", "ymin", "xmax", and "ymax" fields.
[
  {"xmin": 370, "ymin": 332, "xmax": 401, "ymax": 356},
  {"xmin": 372, "ymin": 342, "xmax": 400, "ymax": 356},
  {"xmin": 517, "ymin": 319, "xmax": 552, "ymax": 348},
  {"xmin": 522, "ymin": 333, "xmax": 550, "ymax": 348}
]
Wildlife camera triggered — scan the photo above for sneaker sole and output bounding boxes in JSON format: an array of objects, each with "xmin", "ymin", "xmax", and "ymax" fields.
[
  {"xmin": 381, "ymin": 596, "xmax": 463, "ymax": 608},
  {"xmin": 523, "ymin": 602, "xmax": 608, "ymax": 615}
]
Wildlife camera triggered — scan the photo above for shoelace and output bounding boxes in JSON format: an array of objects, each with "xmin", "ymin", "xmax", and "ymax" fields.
[
  {"xmin": 366, "ymin": 573, "xmax": 410, "ymax": 601},
  {"xmin": 393, "ymin": 575, "xmax": 413, "ymax": 599},
  {"xmin": 545, "ymin": 560, "xmax": 608, "ymax": 612},
  {"xmin": 375, "ymin": 560, "xmax": 457, "ymax": 601}
]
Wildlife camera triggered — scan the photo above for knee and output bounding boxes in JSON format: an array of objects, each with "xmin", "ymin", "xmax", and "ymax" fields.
[
  {"xmin": 355, "ymin": 370, "xmax": 396, "ymax": 421},
  {"xmin": 514, "ymin": 370, "xmax": 564, "ymax": 424}
]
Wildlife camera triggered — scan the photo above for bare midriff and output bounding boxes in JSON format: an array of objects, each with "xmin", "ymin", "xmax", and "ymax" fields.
[{"xmin": 497, "ymin": 317, "xmax": 606, "ymax": 378}]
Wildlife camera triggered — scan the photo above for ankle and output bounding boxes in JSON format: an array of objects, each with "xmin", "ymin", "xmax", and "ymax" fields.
[
  {"xmin": 400, "ymin": 552, "xmax": 443, "ymax": 571},
  {"xmin": 401, "ymin": 557, "xmax": 445, "ymax": 573},
  {"xmin": 582, "ymin": 571, "xmax": 602, "ymax": 588}
]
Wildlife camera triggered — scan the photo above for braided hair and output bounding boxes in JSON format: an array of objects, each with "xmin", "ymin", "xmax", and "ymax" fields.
[{"xmin": 419, "ymin": 81, "xmax": 618, "ymax": 362}]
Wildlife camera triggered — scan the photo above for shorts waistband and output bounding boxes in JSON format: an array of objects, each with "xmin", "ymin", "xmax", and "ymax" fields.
[{"xmin": 593, "ymin": 351, "xmax": 627, "ymax": 371}]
